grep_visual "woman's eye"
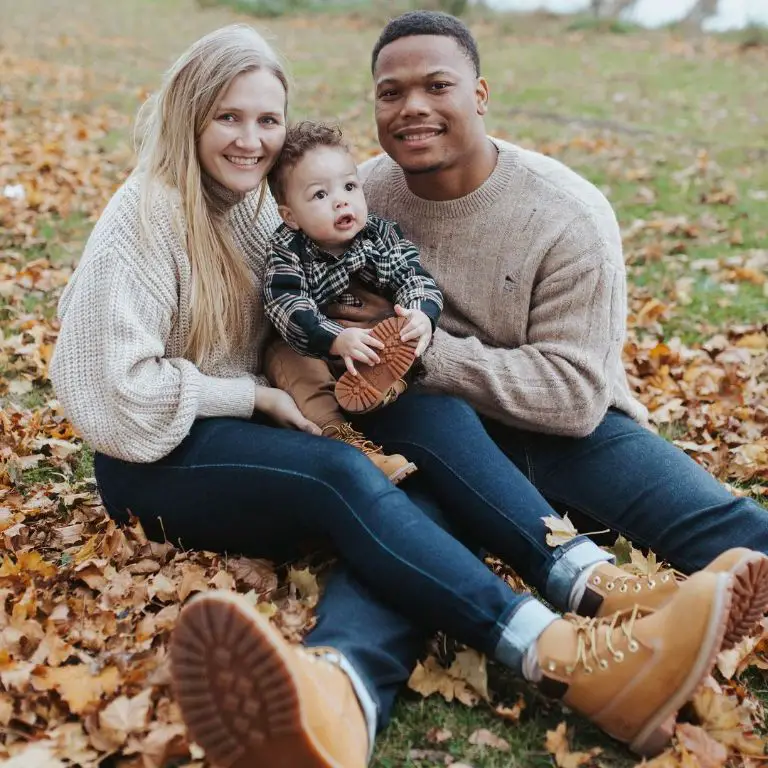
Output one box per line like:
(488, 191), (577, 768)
(218, 113), (236, 122)
(260, 116), (277, 125)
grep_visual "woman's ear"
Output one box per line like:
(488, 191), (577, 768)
(278, 204), (299, 230)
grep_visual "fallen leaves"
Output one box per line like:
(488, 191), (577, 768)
(546, 722), (602, 768)
(408, 649), (490, 707)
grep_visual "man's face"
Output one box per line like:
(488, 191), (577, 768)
(373, 35), (489, 176)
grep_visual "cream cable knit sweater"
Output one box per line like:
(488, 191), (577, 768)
(360, 138), (648, 437)
(50, 174), (281, 463)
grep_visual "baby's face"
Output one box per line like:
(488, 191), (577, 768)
(280, 146), (368, 255)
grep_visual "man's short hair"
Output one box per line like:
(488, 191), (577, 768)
(371, 10), (480, 77)
(268, 121), (348, 205)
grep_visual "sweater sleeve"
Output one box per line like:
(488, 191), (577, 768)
(421, 217), (627, 437)
(50, 251), (258, 463)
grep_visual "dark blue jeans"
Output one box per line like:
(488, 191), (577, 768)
(477, 408), (768, 574)
(94, 392), (608, 730)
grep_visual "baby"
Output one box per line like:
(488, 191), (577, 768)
(263, 121), (443, 484)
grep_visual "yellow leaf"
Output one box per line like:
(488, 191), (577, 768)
(288, 566), (320, 607)
(545, 722), (602, 768)
(542, 513), (579, 548)
(99, 688), (153, 742)
(675, 723), (727, 768)
(33, 664), (121, 715)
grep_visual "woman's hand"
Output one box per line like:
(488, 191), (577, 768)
(395, 305), (433, 357)
(330, 328), (385, 376)
(253, 387), (321, 435)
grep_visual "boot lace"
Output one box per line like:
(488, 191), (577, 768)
(599, 567), (679, 594)
(565, 605), (642, 674)
(324, 423), (383, 456)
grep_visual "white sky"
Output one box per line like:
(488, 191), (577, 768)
(482, 0), (768, 29)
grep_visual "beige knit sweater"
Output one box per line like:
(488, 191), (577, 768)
(360, 138), (648, 437)
(50, 173), (281, 463)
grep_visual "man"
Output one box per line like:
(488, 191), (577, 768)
(170, 13), (768, 768)
(346, 10), (768, 577)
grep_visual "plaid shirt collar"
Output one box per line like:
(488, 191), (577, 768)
(293, 216), (377, 266)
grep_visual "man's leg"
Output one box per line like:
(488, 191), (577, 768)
(484, 409), (768, 573)
(305, 479), (456, 741)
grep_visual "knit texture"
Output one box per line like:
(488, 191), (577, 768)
(360, 138), (648, 437)
(50, 173), (281, 462)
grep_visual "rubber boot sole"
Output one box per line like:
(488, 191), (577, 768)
(387, 461), (418, 485)
(721, 551), (768, 650)
(628, 571), (733, 756)
(170, 592), (344, 768)
(335, 316), (416, 413)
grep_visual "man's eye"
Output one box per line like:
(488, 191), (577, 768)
(378, 90), (398, 99)
(430, 82), (450, 91)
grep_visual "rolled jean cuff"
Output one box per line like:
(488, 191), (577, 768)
(545, 536), (613, 611)
(320, 649), (377, 763)
(493, 597), (558, 675)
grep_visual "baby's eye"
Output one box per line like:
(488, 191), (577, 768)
(313, 190), (327, 200)
(345, 182), (358, 192)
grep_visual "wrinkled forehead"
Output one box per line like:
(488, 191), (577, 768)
(374, 35), (473, 86)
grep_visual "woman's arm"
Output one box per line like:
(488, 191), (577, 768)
(51, 249), (259, 463)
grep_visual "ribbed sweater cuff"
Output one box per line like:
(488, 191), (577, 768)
(422, 329), (465, 389)
(196, 373), (258, 419)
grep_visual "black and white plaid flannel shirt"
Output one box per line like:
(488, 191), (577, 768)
(263, 213), (443, 358)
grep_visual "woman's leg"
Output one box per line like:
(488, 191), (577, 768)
(95, 416), (544, 660)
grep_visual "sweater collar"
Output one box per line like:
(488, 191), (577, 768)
(201, 171), (252, 213)
(386, 138), (519, 219)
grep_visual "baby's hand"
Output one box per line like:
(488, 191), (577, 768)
(330, 327), (385, 376)
(395, 305), (433, 357)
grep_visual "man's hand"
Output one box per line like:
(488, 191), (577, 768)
(253, 387), (322, 435)
(325, 282), (395, 328)
(330, 328), (385, 375)
(396, 305), (433, 356)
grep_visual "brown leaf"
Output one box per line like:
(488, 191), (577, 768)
(99, 687), (154, 743)
(545, 722), (602, 768)
(426, 726), (453, 744)
(494, 695), (526, 722)
(675, 723), (727, 768)
(468, 728), (510, 751)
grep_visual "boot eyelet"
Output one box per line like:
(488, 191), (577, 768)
(599, 660), (609, 670)
(565, 665), (574, 674)
(648, 580), (656, 589)
(548, 661), (557, 672)
(619, 584), (628, 593)
(614, 651), (624, 662)
(633, 584), (642, 592)
(661, 574), (670, 583)
(584, 666), (594, 674)
(606, 583), (615, 591)
(592, 576), (601, 585)
(628, 641), (639, 653)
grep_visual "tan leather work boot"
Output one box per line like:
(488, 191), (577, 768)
(335, 316), (416, 413)
(538, 570), (733, 757)
(322, 422), (417, 485)
(579, 548), (768, 649)
(171, 591), (368, 768)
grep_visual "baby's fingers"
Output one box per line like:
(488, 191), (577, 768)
(343, 355), (359, 376)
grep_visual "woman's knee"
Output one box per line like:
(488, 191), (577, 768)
(315, 438), (392, 496)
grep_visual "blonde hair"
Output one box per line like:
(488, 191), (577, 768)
(135, 25), (288, 365)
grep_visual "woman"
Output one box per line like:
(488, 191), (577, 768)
(50, 25), (768, 768)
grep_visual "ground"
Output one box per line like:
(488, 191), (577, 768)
(0, 0), (767, 766)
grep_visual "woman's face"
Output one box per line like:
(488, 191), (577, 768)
(198, 68), (287, 194)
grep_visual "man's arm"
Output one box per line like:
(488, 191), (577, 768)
(422, 220), (628, 438)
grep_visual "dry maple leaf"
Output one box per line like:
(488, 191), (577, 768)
(98, 687), (154, 744)
(494, 695), (526, 722)
(542, 513), (579, 547)
(32, 664), (121, 715)
(545, 722), (602, 768)
(675, 723), (728, 768)
(426, 726), (453, 744)
(468, 728), (510, 752)
(408, 652), (486, 708)
(288, 565), (320, 607)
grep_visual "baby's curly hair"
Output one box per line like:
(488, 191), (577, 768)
(268, 120), (349, 204)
